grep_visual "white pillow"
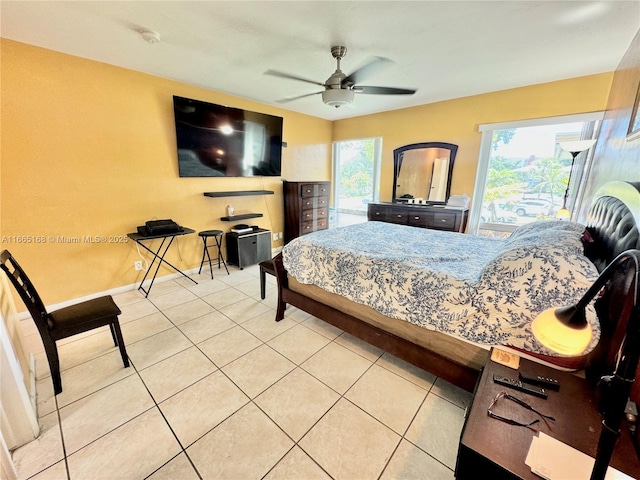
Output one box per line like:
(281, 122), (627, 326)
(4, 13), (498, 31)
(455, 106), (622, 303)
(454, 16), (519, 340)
(503, 221), (586, 255)
(509, 220), (586, 240)
(477, 244), (600, 354)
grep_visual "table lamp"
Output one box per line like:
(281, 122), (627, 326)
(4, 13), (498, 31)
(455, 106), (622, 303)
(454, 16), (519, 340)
(532, 249), (640, 480)
(556, 139), (597, 219)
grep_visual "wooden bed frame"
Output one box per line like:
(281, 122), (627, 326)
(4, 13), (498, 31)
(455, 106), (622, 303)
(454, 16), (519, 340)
(273, 181), (640, 392)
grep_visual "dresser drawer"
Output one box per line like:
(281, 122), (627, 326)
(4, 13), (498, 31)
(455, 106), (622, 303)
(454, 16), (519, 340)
(300, 183), (330, 198)
(387, 208), (408, 224)
(301, 207), (328, 222)
(316, 207), (329, 219)
(301, 218), (329, 235)
(368, 205), (387, 221)
(431, 212), (458, 230)
(301, 196), (329, 209)
(407, 212), (432, 228)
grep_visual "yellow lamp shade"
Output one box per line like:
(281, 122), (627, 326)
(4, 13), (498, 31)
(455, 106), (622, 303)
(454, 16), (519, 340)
(531, 307), (593, 355)
(556, 207), (571, 220)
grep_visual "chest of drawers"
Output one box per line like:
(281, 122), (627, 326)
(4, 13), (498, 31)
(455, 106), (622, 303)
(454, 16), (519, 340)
(283, 181), (331, 243)
(367, 202), (468, 233)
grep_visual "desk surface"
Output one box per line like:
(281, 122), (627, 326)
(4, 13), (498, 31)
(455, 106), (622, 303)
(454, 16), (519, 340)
(457, 351), (640, 479)
(127, 227), (195, 242)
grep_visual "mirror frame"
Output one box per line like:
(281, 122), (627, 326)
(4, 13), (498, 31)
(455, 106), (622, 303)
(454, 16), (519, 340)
(392, 142), (458, 205)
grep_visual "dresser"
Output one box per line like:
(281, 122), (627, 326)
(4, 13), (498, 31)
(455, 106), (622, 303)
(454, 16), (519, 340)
(283, 181), (330, 243)
(367, 202), (468, 233)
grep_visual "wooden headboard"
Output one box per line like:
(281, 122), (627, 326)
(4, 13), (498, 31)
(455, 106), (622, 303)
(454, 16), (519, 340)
(583, 181), (640, 392)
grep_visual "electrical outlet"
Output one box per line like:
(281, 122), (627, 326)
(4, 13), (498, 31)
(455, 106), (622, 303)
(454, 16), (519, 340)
(272, 233), (278, 241)
(134, 261), (143, 271)
(278, 232), (283, 239)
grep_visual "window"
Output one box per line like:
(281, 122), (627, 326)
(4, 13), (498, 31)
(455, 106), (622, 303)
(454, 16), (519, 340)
(332, 138), (382, 227)
(469, 113), (603, 237)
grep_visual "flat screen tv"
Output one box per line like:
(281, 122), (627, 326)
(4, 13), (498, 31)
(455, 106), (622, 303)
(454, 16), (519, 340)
(172, 95), (283, 177)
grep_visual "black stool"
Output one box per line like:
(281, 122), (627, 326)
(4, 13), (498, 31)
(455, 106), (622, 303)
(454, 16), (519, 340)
(198, 230), (229, 278)
(259, 259), (275, 299)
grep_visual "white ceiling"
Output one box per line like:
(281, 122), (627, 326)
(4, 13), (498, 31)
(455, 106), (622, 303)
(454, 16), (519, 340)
(1, 1), (639, 121)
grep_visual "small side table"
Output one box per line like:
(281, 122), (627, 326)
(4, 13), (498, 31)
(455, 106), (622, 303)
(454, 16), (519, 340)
(127, 227), (197, 297)
(455, 348), (640, 479)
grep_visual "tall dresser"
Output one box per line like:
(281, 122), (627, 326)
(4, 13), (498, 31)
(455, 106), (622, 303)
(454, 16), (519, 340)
(283, 180), (330, 243)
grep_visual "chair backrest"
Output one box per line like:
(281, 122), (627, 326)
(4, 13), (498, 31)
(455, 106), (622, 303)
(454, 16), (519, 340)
(0, 250), (53, 334)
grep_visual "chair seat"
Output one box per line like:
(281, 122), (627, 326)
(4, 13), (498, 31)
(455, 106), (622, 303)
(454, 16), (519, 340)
(49, 296), (121, 339)
(199, 229), (223, 237)
(259, 259), (275, 275)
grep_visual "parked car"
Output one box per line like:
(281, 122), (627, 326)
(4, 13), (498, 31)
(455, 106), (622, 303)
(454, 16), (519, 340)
(514, 199), (553, 217)
(480, 206), (519, 223)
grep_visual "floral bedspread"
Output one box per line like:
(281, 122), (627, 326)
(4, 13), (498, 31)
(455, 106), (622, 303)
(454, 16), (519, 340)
(282, 221), (600, 355)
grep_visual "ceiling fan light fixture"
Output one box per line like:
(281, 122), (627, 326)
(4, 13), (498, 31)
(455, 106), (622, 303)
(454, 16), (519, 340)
(322, 88), (354, 108)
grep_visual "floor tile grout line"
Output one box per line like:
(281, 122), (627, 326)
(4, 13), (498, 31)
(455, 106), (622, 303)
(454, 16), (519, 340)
(24, 269), (466, 479)
(245, 369), (340, 480)
(132, 359), (205, 480)
(26, 395), (72, 480)
(278, 334), (463, 477)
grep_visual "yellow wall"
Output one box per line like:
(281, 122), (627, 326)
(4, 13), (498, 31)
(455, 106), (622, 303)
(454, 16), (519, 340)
(1, 39), (615, 306)
(333, 74), (614, 202)
(1, 39), (332, 303)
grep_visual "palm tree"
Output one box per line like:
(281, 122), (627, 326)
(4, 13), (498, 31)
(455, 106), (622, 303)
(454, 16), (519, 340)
(528, 157), (567, 208)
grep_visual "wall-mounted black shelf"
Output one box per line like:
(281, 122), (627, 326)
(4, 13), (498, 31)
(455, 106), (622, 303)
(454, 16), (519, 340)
(221, 213), (263, 221)
(204, 190), (274, 198)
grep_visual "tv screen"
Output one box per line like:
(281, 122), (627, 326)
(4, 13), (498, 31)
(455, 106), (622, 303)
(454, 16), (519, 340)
(172, 96), (283, 177)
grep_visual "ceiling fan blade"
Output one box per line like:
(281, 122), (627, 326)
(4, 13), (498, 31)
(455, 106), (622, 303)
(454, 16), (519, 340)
(355, 86), (417, 95)
(275, 91), (323, 104)
(264, 70), (325, 87)
(342, 56), (392, 86)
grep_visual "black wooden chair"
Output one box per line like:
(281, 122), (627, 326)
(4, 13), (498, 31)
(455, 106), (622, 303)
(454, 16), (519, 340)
(0, 250), (130, 395)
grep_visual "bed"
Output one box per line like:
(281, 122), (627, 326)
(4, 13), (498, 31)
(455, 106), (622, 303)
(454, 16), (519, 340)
(273, 181), (640, 392)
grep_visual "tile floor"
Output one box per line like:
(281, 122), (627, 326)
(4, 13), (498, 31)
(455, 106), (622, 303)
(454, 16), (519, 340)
(11, 263), (472, 480)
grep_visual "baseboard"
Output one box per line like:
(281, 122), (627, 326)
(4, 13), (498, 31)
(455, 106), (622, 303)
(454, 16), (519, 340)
(16, 266), (203, 322)
(16, 251), (280, 324)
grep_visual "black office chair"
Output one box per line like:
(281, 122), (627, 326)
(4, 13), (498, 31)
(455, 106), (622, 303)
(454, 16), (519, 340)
(0, 250), (130, 395)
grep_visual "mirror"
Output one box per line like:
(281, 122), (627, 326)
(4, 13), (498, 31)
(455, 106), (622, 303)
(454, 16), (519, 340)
(392, 142), (458, 205)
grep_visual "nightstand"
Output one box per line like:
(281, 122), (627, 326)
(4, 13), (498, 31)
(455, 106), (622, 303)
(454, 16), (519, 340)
(455, 348), (640, 479)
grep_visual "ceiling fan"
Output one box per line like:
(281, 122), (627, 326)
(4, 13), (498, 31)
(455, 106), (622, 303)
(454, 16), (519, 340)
(265, 46), (417, 108)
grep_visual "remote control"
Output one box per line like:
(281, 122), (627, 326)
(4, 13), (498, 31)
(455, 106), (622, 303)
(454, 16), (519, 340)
(519, 372), (560, 391)
(493, 374), (548, 398)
